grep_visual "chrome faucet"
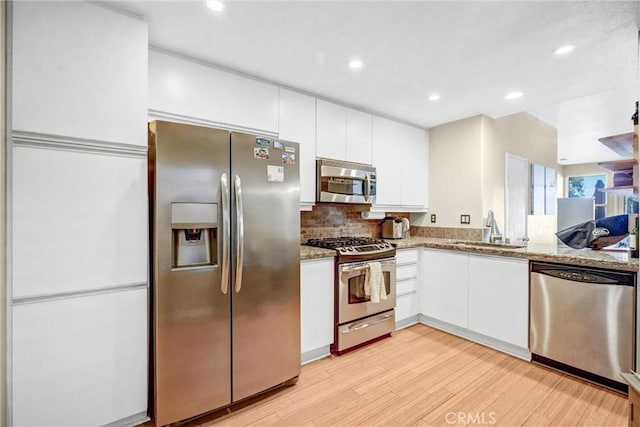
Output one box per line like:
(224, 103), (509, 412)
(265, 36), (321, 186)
(484, 209), (503, 244)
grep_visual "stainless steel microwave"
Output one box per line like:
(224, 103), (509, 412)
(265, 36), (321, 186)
(316, 158), (376, 204)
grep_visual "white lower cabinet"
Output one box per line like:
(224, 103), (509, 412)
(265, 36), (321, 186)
(468, 255), (529, 348)
(300, 258), (334, 361)
(395, 249), (420, 326)
(421, 248), (530, 359)
(421, 249), (469, 328)
(12, 288), (148, 426)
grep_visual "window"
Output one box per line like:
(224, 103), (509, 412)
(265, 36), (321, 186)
(567, 174), (607, 219)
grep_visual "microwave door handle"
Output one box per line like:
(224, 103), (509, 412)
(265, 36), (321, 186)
(365, 174), (371, 202)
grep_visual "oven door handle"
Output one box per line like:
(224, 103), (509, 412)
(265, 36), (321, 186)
(341, 313), (393, 334)
(340, 260), (395, 273)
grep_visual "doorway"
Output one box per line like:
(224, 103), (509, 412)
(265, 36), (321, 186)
(505, 153), (528, 244)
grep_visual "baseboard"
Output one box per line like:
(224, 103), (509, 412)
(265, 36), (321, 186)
(418, 314), (531, 361)
(101, 411), (149, 427)
(395, 315), (420, 331)
(301, 346), (330, 364)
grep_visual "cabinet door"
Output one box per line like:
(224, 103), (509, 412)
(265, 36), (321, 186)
(316, 100), (346, 160)
(12, 147), (148, 298)
(148, 49), (223, 124)
(372, 116), (402, 206)
(12, 289), (148, 426)
(221, 73), (279, 134)
(300, 259), (334, 354)
(422, 249), (469, 328)
(346, 108), (372, 164)
(279, 89), (317, 205)
(468, 255), (529, 348)
(400, 125), (428, 208)
(12, 1), (148, 145)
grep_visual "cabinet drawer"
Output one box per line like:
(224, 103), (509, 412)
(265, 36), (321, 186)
(397, 278), (417, 296)
(397, 264), (417, 281)
(396, 249), (418, 264)
(396, 293), (419, 322)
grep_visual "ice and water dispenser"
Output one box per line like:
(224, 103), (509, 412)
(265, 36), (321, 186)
(171, 203), (217, 268)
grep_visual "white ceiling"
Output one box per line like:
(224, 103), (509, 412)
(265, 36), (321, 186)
(110, 0), (639, 165)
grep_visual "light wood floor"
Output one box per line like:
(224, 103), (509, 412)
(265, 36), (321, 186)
(173, 324), (628, 426)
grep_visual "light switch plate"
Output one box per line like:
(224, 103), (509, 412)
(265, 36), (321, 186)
(460, 214), (471, 224)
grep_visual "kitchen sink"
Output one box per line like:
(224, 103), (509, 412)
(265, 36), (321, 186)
(448, 240), (527, 250)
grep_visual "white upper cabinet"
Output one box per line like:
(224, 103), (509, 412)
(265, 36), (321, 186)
(346, 108), (373, 164)
(149, 50), (278, 134)
(148, 49), (223, 124)
(220, 72), (279, 134)
(372, 116), (428, 210)
(401, 125), (429, 207)
(279, 89), (317, 205)
(316, 100), (347, 160)
(372, 116), (403, 206)
(12, 1), (148, 145)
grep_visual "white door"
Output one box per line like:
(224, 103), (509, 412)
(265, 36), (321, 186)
(505, 153), (528, 244)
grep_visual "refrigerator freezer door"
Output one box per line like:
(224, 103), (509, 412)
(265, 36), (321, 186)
(230, 133), (301, 401)
(150, 121), (232, 426)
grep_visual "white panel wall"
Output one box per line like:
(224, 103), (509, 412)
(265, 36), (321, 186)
(12, 289), (148, 426)
(12, 1), (148, 145)
(12, 147), (148, 298)
(10, 3), (149, 426)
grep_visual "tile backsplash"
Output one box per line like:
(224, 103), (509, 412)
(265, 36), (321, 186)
(300, 205), (483, 243)
(411, 226), (483, 241)
(300, 204), (408, 242)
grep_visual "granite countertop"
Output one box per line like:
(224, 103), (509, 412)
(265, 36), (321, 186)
(300, 236), (639, 272)
(300, 245), (335, 260)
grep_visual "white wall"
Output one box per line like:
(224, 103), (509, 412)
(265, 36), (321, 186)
(423, 112), (560, 232)
(424, 115), (483, 227)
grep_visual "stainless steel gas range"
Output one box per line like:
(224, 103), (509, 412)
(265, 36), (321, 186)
(306, 237), (397, 354)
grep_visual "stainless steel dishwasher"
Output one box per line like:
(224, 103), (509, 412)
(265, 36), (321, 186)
(530, 262), (636, 392)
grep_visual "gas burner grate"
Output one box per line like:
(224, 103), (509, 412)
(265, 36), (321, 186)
(306, 236), (386, 249)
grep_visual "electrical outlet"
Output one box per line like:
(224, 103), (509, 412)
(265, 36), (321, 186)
(460, 214), (471, 224)
(430, 214), (436, 223)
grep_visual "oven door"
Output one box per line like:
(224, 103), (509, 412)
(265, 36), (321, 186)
(338, 257), (396, 324)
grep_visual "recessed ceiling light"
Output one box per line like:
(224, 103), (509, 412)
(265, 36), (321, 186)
(428, 94), (441, 102)
(554, 44), (576, 56)
(348, 59), (363, 70)
(505, 91), (524, 100)
(205, 0), (225, 11)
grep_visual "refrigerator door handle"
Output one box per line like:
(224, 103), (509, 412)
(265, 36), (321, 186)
(220, 173), (230, 294)
(234, 174), (244, 293)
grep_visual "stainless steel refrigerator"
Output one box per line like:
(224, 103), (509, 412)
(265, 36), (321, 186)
(148, 121), (301, 426)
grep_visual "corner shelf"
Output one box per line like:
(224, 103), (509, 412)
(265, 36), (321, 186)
(598, 185), (635, 195)
(599, 132), (635, 158)
(598, 159), (637, 171)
